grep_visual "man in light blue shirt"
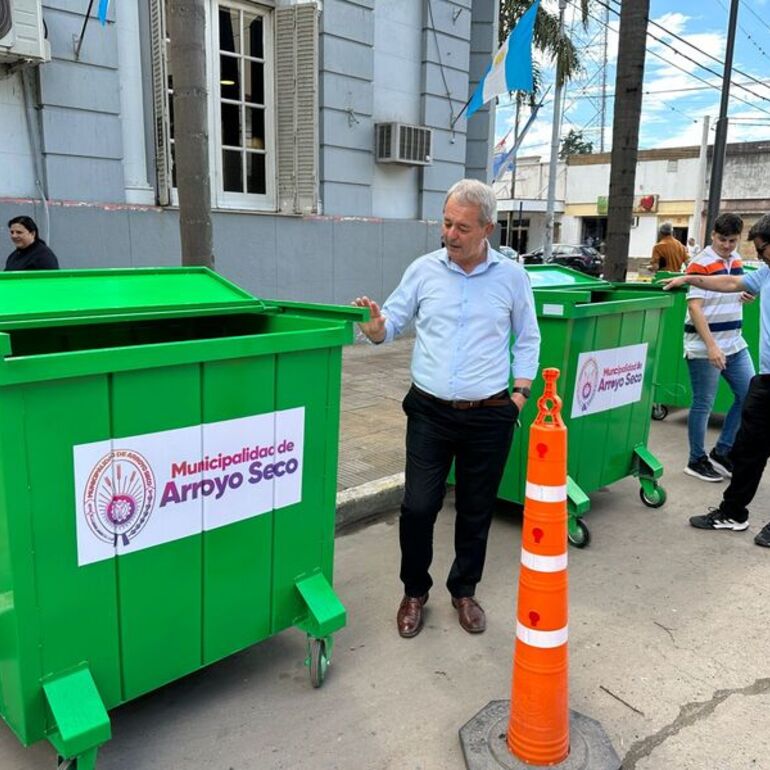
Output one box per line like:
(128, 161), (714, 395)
(663, 213), (770, 545)
(354, 179), (540, 638)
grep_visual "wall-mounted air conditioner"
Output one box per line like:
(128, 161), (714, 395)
(0, 0), (50, 64)
(375, 122), (432, 166)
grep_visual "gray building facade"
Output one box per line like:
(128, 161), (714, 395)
(0, 0), (500, 303)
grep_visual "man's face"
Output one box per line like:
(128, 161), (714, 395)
(753, 236), (770, 267)
(710, 231), (740, 259)
(442, 197), (494, 266)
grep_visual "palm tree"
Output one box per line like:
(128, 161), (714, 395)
(167, 0), (214, 268)
(603, 1), (649, 282)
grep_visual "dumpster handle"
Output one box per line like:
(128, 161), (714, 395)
(534, 367), (565, 428)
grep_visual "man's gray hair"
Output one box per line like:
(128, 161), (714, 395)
(444, 179), (497, 225)
(748, 214), (770, 242)
(659, 222), (673, 236)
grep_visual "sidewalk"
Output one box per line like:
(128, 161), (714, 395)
(335, 335), (413, 527)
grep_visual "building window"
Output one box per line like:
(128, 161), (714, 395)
(667, 159), (678, 173)
(151, 0), (318, 213)
(216, 3), (273, 204)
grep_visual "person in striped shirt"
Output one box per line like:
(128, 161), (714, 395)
(662, 214), (770, 544)
(681, 213), (755, 482)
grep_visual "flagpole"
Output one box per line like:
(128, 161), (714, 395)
(506, 99), (520, 248)
(543, 0), (567, 264)
(450, 96), (473, 131)
(75, 0), (97, 59)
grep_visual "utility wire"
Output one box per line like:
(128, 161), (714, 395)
(645, 45), (770, 118)
(611, 0), (770, 87)
(713, 0), (770, 63)
(742, 0), (770, 36)
(597, 0), (770, 103)
(576, 0), (770, 118)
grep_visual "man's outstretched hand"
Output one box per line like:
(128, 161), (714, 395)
(660, 275), (687, 290)
(353, 296), (386, 343)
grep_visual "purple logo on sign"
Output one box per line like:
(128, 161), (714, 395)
(84, 449), (156, 546)
(576, 357), (599, 412)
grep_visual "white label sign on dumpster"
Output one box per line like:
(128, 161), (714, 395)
(73, 407), (305, 566)
(571, 344), (647, 418)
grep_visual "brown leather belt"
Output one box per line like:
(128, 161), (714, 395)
(411, 384), (511, 410)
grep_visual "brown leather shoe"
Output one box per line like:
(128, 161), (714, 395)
(452, 596), (486, 633)
(397, 593), (429, 638)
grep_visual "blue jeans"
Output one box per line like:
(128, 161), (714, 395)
(687, 347), (755, 463)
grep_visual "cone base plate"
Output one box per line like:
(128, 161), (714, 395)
(459, 700), (620, 770)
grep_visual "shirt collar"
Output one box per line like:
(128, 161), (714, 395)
(440, 240), (501, 274)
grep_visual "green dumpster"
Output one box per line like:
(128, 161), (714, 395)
(496, 265), (673, 547)
(614, 270), (761, 420)
(0, 268), (365, 768)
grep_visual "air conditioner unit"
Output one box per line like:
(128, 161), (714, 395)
(0, 0), (50, 64)
(375, 122), (432, 166)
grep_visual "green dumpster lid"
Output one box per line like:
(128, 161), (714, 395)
(0, 267), (264, 325)
(525, 264), (610, 289)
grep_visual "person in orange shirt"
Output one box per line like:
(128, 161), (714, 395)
(649, 222), (687, 273)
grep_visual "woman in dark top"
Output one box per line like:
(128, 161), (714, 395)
(5, 216), (59, 271)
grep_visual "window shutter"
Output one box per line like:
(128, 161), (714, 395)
(275, 4), (318, 214)
(149, 0), (172, 206)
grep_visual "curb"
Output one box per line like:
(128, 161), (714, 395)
(335, 472), (404, 531)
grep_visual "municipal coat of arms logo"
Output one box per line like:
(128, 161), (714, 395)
(576, 356), (600, 413)
(83, 449), (156, 546)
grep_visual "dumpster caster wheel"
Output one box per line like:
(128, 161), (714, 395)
(640, 485), (666, 508)
(568, 519), (591, 548)
(57, 757), (76, 769)
(651, 404), (668, 421)
(308, 638), (329, 688)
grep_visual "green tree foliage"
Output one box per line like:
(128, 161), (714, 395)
(559, 128), (594, 159)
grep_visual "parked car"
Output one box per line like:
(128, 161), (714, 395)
(521, 244), (604, 277)
(498, 245), (520, 262)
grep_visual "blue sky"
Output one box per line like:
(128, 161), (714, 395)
(494, 0), (770, 159)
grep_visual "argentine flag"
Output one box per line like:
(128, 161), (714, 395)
(98, 0), (110, 25)
(466, 0), (540, 119)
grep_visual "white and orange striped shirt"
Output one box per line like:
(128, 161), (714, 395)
(684, 246), (747, 358)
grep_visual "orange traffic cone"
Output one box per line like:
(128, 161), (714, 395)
(508, 367), (570, 765)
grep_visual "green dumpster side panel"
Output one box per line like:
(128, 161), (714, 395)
(112, 364), (204, 701)
(497, 282), (670, 505)
(0, 389), (44, 746)
(20, 378), (123, 731)
(271, 347), (341, 634)
(200, 357), (274, 665)
(619, 274), (762, 413)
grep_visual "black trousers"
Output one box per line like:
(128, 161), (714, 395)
(399, 386), (517, 599)
(721, 374), (770, 521)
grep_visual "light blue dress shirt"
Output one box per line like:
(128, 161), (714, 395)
(380, 245), (541, 400)
(742, 264), (770, 373)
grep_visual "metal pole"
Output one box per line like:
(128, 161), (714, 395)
(599, 2), (609, 153)
(705, 0), (739, 238)
(543, 0), (567, 263)
(693, 115), (710, 247)
(507, 100), (521, 247)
